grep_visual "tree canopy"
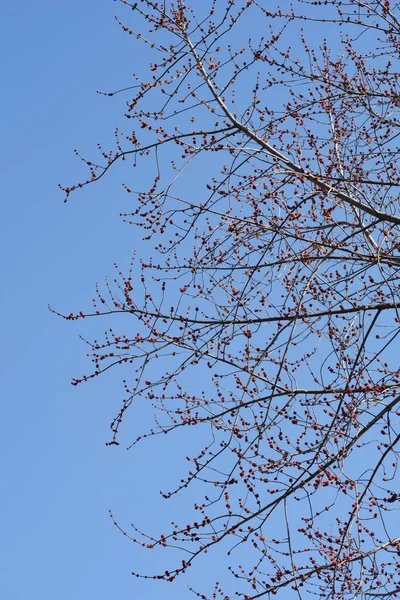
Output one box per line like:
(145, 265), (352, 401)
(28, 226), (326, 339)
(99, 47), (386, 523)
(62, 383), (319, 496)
(60, 1), (400, 598)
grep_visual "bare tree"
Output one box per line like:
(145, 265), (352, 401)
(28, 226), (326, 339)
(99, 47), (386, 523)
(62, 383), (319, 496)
(58, 1), (400, 598)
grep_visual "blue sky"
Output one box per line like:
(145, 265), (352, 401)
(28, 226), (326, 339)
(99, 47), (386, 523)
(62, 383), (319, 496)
(0, 2), (203, 598)
(3, 2), (396, 599)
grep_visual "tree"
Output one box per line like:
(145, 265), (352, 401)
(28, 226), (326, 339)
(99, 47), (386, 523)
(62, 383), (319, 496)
(58, 1), (400, 598)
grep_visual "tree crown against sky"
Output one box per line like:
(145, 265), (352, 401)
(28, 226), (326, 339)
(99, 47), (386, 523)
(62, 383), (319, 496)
(59, 1), (400, 598)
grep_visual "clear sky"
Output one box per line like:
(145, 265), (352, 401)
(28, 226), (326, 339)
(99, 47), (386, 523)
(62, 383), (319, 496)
(3, 2), (394, 599)
(1, 2), (205, 598)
